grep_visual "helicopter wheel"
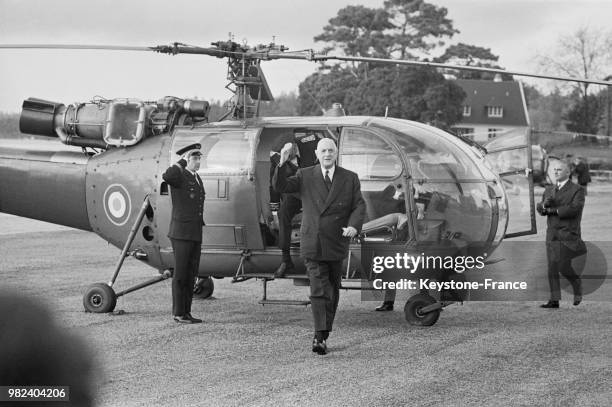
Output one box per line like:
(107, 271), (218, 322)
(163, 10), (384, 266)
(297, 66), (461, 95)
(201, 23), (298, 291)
(193, 277), (214, 299)
(83, 283), (117, 313)
(404, 294), (440, 326)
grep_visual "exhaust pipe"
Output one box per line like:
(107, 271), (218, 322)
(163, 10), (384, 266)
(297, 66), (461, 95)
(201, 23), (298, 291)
(20, 98), (109, 149)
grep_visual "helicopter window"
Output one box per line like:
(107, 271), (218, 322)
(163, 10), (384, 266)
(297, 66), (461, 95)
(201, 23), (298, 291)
(173, 130), (255, 175)
(372, 119), (483, 181)
(414, 181), (493, 245)
(339, 128), (402, 180)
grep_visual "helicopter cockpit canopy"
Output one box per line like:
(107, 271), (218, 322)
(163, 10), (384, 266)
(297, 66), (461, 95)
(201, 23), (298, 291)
(347, 118), (509, 255)
(161, 116), (533, 259)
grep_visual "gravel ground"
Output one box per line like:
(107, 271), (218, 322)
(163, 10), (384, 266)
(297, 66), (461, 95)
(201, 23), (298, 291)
(1, 183), (611, 406)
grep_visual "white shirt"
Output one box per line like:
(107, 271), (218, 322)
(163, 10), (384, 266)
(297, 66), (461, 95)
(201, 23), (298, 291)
(557, 179), (569, 189)
(320, 165), (335, 181)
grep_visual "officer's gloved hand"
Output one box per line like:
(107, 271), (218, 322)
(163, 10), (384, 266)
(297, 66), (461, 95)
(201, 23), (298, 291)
(536, 202), (547, 216)
(543, 197), (554, 208)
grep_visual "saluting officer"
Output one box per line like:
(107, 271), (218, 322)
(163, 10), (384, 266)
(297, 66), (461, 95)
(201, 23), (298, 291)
(162, 143), (205, 324)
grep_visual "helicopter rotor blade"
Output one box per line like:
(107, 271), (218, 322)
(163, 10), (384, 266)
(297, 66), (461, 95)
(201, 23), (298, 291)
(263, 49), (612, 87)
(0, 44), (153, 52)
(0, 43), (243, 57)
(313, 54), (612, 87)
(3, 42), (611, 87)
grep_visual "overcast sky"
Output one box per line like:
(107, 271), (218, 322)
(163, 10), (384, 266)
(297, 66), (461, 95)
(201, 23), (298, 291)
(1, 0), (611, 112)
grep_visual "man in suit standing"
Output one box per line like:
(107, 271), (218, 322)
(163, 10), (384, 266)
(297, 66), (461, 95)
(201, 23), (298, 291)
(275, 138), (365, 355)
(163, 143), (205, 324)
(537, 159), (585, 308)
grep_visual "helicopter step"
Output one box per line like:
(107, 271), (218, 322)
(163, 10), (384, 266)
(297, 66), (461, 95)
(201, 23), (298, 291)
(258, 278), (310, 306)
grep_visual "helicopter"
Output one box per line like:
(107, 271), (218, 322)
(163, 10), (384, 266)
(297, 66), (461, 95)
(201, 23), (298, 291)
(1, 39), (609, 326)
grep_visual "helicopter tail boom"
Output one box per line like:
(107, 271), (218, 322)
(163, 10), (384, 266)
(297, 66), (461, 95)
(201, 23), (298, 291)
(0, 146), (92, 231)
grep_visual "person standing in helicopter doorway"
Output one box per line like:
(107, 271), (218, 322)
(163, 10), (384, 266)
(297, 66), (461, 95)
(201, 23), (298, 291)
(163, 143), (205, 324)
(269, 130), (323, 277)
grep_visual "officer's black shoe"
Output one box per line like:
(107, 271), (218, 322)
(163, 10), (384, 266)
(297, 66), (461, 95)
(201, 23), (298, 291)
(540, 300), (559, 309)
(312, 338), (327, 355)
(274, 261), (294, 278)
(173, 315), (194, 324)
(185, 313), (203, 323)
(573, 295), (582, 306)
(375, 301), (394, 311)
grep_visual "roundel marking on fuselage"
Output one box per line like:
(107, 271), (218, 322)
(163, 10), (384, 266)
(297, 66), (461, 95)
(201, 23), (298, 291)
(103, 184), (132, 226)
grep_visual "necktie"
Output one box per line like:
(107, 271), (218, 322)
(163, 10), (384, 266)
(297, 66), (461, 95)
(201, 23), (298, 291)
(324, 170), (332, 191)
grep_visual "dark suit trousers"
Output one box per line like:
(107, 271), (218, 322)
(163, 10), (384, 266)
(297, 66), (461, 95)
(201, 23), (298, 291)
(546, 241), (582, 301)
(305, 259), (342, 333)
(278, 194), (301, 258)
(171, 238), (201, 316)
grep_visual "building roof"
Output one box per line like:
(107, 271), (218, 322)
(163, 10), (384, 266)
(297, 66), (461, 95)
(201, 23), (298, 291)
(453, 79), (529, 127)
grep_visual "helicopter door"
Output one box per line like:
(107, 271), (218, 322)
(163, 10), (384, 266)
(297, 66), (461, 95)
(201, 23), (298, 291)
(162, 127), (263, 250)
(484, 129), (536, 238)
(338, 126), (410, 284)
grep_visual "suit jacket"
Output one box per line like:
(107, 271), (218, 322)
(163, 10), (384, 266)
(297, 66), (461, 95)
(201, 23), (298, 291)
(162, 159), (205, 242)
(539, 180), (585, 252)
(275, 163), (366, 261)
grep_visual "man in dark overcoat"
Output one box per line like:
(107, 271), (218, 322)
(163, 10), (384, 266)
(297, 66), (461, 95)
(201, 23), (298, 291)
(275, 138), (365, 354)
(537, 159), (585, 308)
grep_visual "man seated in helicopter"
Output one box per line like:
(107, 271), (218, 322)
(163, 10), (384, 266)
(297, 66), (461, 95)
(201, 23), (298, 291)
(371, 183), (430, 311)
(360, 183), (407, 241)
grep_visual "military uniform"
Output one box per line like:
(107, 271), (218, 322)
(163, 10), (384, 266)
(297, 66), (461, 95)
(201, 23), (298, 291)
(162, 157), (205, 318)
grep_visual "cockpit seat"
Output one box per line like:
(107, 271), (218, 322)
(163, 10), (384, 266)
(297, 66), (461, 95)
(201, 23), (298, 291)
(361, 213), (408, 241)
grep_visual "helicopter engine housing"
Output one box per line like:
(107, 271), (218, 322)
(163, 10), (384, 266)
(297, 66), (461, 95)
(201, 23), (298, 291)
(18, 96), (210, 149)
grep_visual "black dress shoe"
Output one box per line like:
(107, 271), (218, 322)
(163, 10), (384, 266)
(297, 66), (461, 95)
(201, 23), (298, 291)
(312, 338), (327, 355)
(375, 301), (394, 311)
(573, 295), (582, 306)
(173, 315), (194, 324)
(274, 261), (294, 278)
(540, 301), (559, 309)
(185, 313), (203, 323)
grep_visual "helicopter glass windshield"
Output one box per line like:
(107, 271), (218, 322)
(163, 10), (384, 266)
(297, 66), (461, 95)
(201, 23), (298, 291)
(372, 119), (484, 181)
(340, 127), (402, 180)
(368, 119), (501, 252)
(483, 130), (530, 174)
(173, 129), (256, 175)
(339, 127), (409, 242)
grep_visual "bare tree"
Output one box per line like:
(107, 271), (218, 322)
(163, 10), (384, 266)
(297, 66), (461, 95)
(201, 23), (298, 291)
(538, 26), (612, 132)
(539, 26), (612, 96)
